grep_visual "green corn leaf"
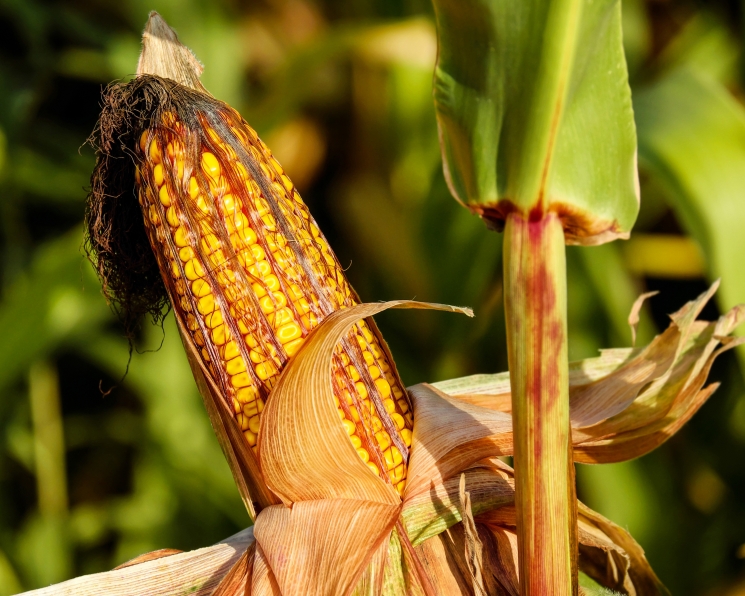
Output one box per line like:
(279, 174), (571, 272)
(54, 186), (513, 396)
(431, 0), (639, 245)
(634, 67), (745, 360)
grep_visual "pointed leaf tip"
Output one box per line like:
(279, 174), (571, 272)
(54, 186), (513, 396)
(136, 11), (208, 94)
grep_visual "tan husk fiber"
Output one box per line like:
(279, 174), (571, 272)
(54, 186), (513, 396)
(259, 300), (472, 506)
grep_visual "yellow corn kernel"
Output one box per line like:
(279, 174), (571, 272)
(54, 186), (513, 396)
(148, 205), (160, 225)
(382, 399), (396, 414)
(346, 365), (360, 382)
(375, 430), (391, 452)
(243, 430), (257, 447)
(226, 357), (246, 376)
(375, 378), (392, 399)
(202, 152), (220, 179)
(264, 274), (281, 293)
(396, 481), (406, 496)
(277, 322), (302, 344)
(192, 279), (212, 298)
(211, 325), (230, 346)
(369, 366), (381, 380)
(159, 185), (172, 207)
(184, 259), (205, 281)
(354, 381), (369, 400)
(236, 386), (258, 403)
(222, 194), (239, 214)
(342, 419), (355, 435)
(153, 164), (165, 186)
(400, 428), (412, 447)
(284, 337), (304, 356)
(205, 310), (223, 328)
(231, 372), (252, 389)
(243, 400), (260, 417)
(200, 234), (221, 255)
(174, 226), (189, 247)
(188, 176), (200, 199)
(391, 413), (405, 431)
(197, 294), (216, 315)
(350, 435), (362, 449)
(356, 448), (370, 463)
(301, 312), (318, 329)
(255, 361), (277, 380)
(179, 246), (195, 262)
(367, 462), (380, 476)
(139, 131), (149, 153)
(248, 415), (260, 434)
(165, 206), (179, 227)
(389, 445), (403, 466)
(149, 139), (162, 163)
(226, 213), (251, 234)
(259, 292), (287, 314)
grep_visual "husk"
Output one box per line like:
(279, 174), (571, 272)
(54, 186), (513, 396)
(253, 499), (400, 596)
(627, 291), (658, 346)
(15, 528), (254, 596)
(425, 283), (744, 464)
(259, 300), (472, 506)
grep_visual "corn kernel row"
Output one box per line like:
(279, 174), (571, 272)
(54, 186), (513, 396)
(136, 109), (413, 494)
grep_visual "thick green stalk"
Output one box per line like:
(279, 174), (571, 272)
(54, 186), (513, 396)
(503, 211), (576, 595)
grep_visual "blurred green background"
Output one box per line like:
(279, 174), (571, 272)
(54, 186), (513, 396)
(0, 0), (744, 593)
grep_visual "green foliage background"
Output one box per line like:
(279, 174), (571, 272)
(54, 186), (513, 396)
(0, 0), (743, 594)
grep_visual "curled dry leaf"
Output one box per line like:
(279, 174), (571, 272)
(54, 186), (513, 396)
(428, 283), (744, 464)
(628, 291), (658, 346)
(259, 300), (471, 506)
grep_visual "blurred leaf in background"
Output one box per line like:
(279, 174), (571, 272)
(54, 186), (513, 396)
(0, 0), (744, 594)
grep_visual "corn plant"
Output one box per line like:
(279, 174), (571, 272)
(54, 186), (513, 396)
(22, 5), (742, 596)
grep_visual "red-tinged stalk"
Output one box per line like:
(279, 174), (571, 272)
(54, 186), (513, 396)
(503, 211), (576, 595)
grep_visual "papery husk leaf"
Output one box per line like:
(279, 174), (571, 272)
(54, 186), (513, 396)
(137, 12), (208, 94)
(252, 499), (400, 596)
(577, 503), (669, 596)
(17, 528), (254, 596)
(178, 318), (279, 519)
(351, 533), (389, 596)
(402, 463), (514, 546)
(487, 527), (520, 596)
(477, 498), (667, 596)
(251, 545), (281, 596)
(404, 384), (512, 499)
(414, 533), (473, 595)
(628, 291), (658, 346)
(421, 285), (744, 464)
(458, 474), (487, 595)
(381, 530), (407, 595)
(259, 301), (472, 506)
(210, 544), (252, 596)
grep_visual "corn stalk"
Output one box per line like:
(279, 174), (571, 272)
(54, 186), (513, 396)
(431, 0), (639, 591)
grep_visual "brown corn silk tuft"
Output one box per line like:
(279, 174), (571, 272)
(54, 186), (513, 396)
(86, 75), (413, 494)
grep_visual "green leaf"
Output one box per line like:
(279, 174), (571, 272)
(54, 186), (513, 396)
(431, 0), (638, 244)
(634, 68), (745, 354)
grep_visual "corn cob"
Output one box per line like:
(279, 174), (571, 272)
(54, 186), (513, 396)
(134, 103), (412, 494)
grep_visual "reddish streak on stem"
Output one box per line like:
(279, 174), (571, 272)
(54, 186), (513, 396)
(504, 211), (575, 595)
